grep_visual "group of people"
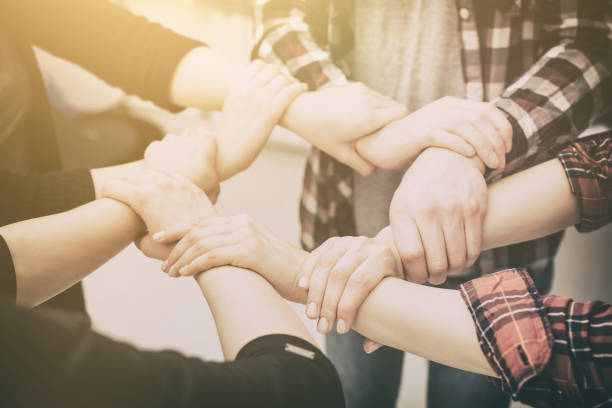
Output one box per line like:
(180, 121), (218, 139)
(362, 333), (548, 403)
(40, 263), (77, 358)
(0, 0), (611, 407)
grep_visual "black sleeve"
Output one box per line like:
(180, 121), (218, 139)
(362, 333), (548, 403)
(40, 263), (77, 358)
(0, 169), (95, 226)
(0, 235), (15, 301)
(0, 301), (345, 408)
(3, 0), (205, 111)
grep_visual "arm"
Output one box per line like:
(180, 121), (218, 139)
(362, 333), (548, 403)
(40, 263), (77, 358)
(491, 1), (612, 179)
(0, 199), (143, 307)
(154, 148), (585, 377)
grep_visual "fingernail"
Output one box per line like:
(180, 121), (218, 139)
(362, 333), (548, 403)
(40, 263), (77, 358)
(337, 319), (347, 334)
(161, 260), (168, 271)
(365, 343), (382, 354)
(488, 152), (500, 168)
(317, 317), (329, 333)
(306, 302), (317, 318)
(298, 276), (309, 288)
(169, 265), (177, 277)
(152, 231), (165, 241)
(179, 265), (189, 276)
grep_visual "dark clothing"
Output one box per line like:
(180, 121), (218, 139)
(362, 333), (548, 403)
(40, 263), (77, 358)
(0, 235), (15, 301)
(0, 0), (204, 312)
(0, 0), (202, 172)
(0, 299), (345, 408)
(0, 169), (94, 227)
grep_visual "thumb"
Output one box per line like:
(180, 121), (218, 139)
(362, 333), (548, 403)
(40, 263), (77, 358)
(337, 146), (375, 176)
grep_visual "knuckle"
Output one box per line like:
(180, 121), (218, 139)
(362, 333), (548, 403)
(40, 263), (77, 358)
(448, 254), (466, 270)
(401, 248), (425, 264)
(428, 260), (448, 277)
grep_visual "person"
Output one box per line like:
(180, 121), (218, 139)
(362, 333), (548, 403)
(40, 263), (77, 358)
(252, 1), (612, 406)
(0, 168), (344, 408)
(138, 131), (612, 406)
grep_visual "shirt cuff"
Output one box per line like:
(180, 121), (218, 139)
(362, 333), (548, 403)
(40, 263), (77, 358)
(459, 268), (553, 398)
(557, 133), (612, 232)
(0, 234), (16, 302)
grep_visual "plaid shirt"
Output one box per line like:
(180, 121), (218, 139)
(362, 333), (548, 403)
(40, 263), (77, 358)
(460, 134), (612, 407)
(253, 0), (612, 284)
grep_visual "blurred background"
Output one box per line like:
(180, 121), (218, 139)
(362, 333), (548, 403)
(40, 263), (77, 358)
(33, 1), (612, 407)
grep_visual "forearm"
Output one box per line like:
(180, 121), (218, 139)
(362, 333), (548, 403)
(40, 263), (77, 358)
(1, 199), (144, 306)
(482, 158), (578, 250)
(169, 46), (241, 111)
(194, 266), (316, 360)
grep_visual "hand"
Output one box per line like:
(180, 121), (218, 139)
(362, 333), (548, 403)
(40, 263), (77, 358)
(216, 60), (307, 180)
(152, 214), (306, 301)
(101, 169), (214, 237)
(357, 97), (512, 170)
(389, 148), (488, 285)
(297, 233), (402, 335)
(144, 130), (220, 202)
(281, 82), (408, 175)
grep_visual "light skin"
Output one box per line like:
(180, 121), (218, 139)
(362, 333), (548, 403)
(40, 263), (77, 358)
(134, 157), (578, 376)
(3, 60), (307, 306)
(169, 48), (512, 177)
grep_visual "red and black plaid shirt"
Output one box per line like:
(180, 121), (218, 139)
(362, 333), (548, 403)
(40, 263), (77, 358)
(460, 133), (612, 407)
(253, 0), (612, 286)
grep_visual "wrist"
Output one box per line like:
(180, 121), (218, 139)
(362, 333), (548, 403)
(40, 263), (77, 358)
(421, 147), (486, 174)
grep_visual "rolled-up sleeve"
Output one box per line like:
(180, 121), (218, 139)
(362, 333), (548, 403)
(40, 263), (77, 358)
(460, 269), (612, 407)
(557, 133), (612, 232)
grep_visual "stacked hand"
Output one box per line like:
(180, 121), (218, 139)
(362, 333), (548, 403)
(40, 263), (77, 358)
(152, 214), (306, 302)
(144, 130), (220, 202)
(216, 60), (307, 180)
(390, 147), (488, 285)
(102, 169), (216, 259)
(281, 82), (408, 175)
(356, 96), (513, 171)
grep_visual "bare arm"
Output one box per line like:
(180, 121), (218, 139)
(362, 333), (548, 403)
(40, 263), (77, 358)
(102, 171), (320, 360)
(1, 199), (143, 307)
(157, 156), (580, 376)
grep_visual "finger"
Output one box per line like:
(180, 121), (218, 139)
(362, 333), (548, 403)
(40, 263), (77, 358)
(251, 64), (282, 88)
(262, 74), (293, 97)
(371, 105), (409, 130)
(363, 339), (383, 354)
(121, 171), (154, 187)
(441, 211), (467, 276)
(169, 232), (242, 277)
(390, 215), (427, 283)
(179, 245), (244, 277)
(429, 130), (476, 157)
(165, 223), (239, 272)
(416, 219), (448, 285)
(336, 257), (381, 331)
(448, 121), (500, 170)
(466, 112), (506, 169)
(297, 251), (320, 290)
(463, 197), (483, 267)
(483, 105), (513, 153)
(271, 82), (308, 113)
(319, 249), (366, 334)
(306, 241), (348, 321)
(337, 146), (375, 177)
(246, 60), (267, 79)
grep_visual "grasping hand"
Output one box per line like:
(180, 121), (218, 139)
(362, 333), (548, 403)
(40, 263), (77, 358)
(216, 60), (307, 180)
(389, 147), (488, 285)
(152, 214), (305, 301)
(297, 232), (402, 335)
(281, 82), (408, 175)
(101, 169), (215, 259)
(144, 130), (220, 202)
(357, 96), (512, 171)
